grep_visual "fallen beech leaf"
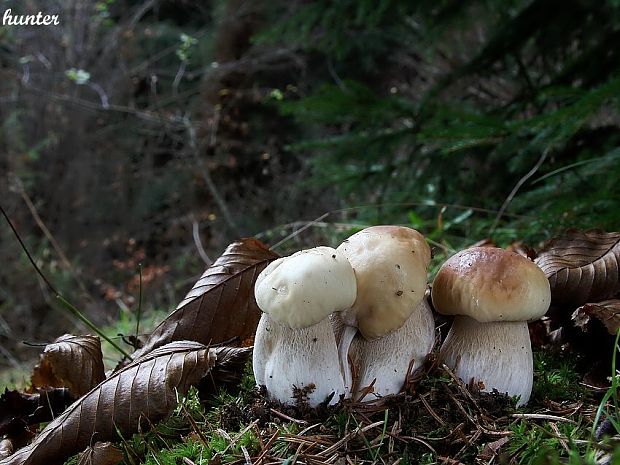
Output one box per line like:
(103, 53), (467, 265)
(572, 300), (620, 335)
(132, 238), (277, 359)
(468, 238), (496, 248)
(0, 388), (74, 437)
(477, 436), (509, 462)
(77, 442), (123, 465)
(0, 341), (251, 465)
(505, 241), (536, 260)
(535, 229), (620, 306)
(31, 334), (105, 397)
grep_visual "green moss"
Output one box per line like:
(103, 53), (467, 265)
(531, 350), (585, 403)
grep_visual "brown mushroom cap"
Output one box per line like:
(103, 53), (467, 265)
(336, 225), (431, 339)
(431, 247), (550, 323)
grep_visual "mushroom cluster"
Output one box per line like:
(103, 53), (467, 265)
(252, 229), (551, 407)
(253, 226), (433, 406)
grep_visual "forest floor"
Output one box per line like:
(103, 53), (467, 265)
(82, 346), (617, 465)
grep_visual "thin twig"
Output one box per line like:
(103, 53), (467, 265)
(269, 408), (308, 425)
(419, 394), (446, 426)
(317, 420), (385, 457)
(511, 413), (577, 424)
(192, 219), (212, 266)
(0, 203), (132, 359)
(489, 149), (549, 235)
(269, 212), (330, 250)
(10, 174), (94, 302)
(184, 116), (241, 237)
(0, 344), (22, 371)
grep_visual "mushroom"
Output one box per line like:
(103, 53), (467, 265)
(334, 225), (435, 401)
(253, 246), (357, 406)
(431, 247), (551, 406)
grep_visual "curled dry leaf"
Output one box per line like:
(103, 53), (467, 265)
(572, 300), (620, 335)
(0, 388), (74, 437)
(477, 436), (510, 462)
(31, 334), (105, 397)
(0, 341), (251, 465)
(77, 442), (123, 465)
(131, 238), (278, 360)
(505, 241), (537, 260)
(534, 229), (620, 307)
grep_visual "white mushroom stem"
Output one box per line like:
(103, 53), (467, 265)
(349, 299), (435, 401)
(334, 322), (357, 395)
(440, 315), (533, 406)
(253, 314), (345, 407)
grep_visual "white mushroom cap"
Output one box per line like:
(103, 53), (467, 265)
(337, 226), (431, 339)
(432, 247), (551, 323)
(254, 246), (357, 329)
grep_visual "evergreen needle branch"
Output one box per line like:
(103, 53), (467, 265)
(0, 202), (132, 360)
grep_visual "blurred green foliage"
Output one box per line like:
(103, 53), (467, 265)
(261, 0), (620, 247)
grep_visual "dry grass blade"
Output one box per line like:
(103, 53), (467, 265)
(31, 334), (105, 397)
(132, 238), (278, 360)
(0, 341), (248, 465)
(535, 229), (620, 306)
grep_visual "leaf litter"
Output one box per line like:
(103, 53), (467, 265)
(0, 342), (251, 465)
(30, 334), (105, 398)
(4, 231), (620, 464)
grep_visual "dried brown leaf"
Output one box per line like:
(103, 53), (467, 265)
(477, 436), (509, 462)
(468, 238), (496, 248)
(572, 300), (620, 335)
(0, 388), (74, 437)
(77, 442), (123, 465)
(0, 341), (251, 465)
(534, 229), (620, 306)
(132, 238), (277, 359)
(505, 241), (537, 260)
(31, 334), (105, 397)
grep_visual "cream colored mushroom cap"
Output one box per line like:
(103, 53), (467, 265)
(254, 246), (357, 329)
(336, 225), (431, 340)
(431, 247), (550, 323)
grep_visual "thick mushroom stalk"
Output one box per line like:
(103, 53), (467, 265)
(348, 298), (435, 401)
(432, 247), (551, 407)
(335, 226), (435, 401)
(440, 316), (533, 405)
(254, 316), (346, 406)
(253, 246), (357, 406)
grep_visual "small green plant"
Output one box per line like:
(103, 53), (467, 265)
(508, 421), (588, 465)
(532, 350), (584, 403)
(176, 33), (198, 63)
(592, 328), (620, 436)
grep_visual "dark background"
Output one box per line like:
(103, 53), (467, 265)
(1, 0), (619, 379)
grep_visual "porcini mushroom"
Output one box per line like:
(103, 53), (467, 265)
(253, 246), (357, 406)
(431, 247), (551, 406)
(334, 226), (435, 401)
